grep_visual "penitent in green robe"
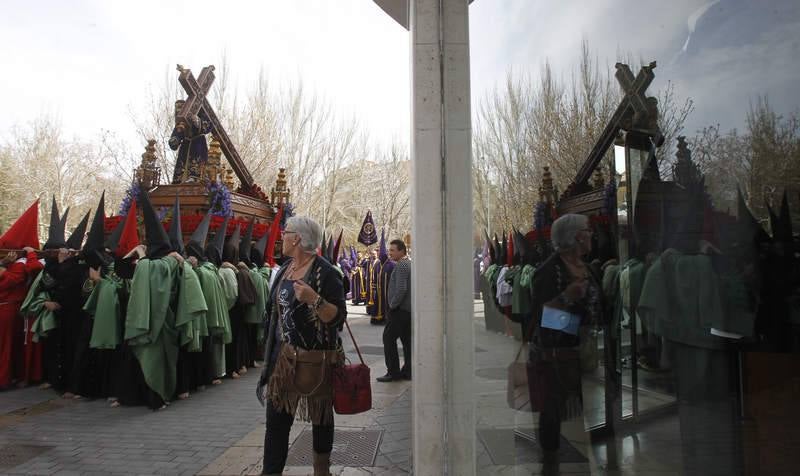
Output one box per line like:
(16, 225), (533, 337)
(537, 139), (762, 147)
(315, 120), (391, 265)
(194, 261), (232, 377)
(245, 266), (267, 326)
(21, 272), (57, 342)
(84, 269), (126, 350)
(176, 260), (209, 352)
(125, 257), (207, 401)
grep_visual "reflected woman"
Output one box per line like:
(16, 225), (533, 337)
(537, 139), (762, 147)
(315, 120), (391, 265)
(528, 214), (605, 464)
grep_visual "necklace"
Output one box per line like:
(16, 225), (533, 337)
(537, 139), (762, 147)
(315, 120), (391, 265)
(287, 254), (315, 279)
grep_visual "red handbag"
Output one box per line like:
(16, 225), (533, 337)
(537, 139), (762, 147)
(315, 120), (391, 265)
(332, 319), (372, 415)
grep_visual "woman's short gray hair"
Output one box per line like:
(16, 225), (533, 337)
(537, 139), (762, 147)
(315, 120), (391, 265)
(285, 216), (323, 254)
(550, 214), (589, 252)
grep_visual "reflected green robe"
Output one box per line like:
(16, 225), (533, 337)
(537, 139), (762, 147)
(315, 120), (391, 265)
(638, 250), (726, 350)
(125, 257), (208, 401)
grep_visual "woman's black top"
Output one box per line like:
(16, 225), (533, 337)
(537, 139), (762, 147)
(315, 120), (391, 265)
(528, 252), (604, 348)
(262, 255), (347, 380)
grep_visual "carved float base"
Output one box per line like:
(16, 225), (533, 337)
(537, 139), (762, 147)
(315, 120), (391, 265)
(148, 183), (275, 224)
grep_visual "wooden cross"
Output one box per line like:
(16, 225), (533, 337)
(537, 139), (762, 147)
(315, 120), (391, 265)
(573, 61), (659, 188)
(175, 64), (256, 191)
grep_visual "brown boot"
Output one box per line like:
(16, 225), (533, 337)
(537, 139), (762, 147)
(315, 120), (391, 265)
(313, 452), (332, 476)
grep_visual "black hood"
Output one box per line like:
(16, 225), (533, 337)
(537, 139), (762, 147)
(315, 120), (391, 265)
(168, 194), (185, 256)
(205, 214), (230, 267)
(66, 211), (90, 250)
(138, 188), (171, 259)
(222, 222), (241, 264)
(239, 217), (255, 267)
(44, 195), (67, 250)
(186, 209), (212, 260)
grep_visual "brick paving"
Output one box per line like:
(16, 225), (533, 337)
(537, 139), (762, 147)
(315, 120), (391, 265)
(1, 300), (692, 475)
(0, 304), (412, 476)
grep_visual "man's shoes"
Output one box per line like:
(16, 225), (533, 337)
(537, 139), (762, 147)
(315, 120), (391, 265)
(400, 369), (412, 380)
(376, 373), (401, 382)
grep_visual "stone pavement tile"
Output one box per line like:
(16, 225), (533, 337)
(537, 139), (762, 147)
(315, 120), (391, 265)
(236, 426), (265, 447)
(0, 385), (62, 415)
(197, 445), (262, 475)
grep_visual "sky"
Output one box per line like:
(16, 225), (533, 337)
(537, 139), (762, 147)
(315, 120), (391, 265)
(2, 0), (799, 153)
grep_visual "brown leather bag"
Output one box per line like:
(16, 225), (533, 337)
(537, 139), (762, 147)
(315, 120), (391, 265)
(278, 343), (341, 397)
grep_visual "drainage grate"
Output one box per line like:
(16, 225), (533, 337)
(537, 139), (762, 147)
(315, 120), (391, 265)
(347, 345), (396, 356)
(0, 444), (52, 470)
(286, 429), (383, 467)
(477, 428), (588, 465)
(474, 367), (507, 381)
(349, 345), (485, 355)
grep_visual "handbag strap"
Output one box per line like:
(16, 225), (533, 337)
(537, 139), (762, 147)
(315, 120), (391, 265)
(289, 346), (328, 397)
(513, 317), (538, 362)
(343, 318), (366, 366)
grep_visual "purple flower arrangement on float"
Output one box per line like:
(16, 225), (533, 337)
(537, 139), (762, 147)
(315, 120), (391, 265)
(118, 184), (141, 216)
(207, 180), (232, 217)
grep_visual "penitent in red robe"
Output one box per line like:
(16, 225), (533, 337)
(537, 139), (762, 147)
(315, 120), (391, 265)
(0, 251), (43, 387)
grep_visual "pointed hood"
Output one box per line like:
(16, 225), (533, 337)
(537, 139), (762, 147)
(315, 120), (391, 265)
(736, 187), (770, 244)
(506, 231), (514, 266)
(485, 230), (496, 265)
(252, 228), (269, 267)
(326, 235), (335, 263)
(319, 232), (328, 259)
(500, 231), (508, 266)
(205, 214), (230, 266)
(84, 191), (107, 253)
(492, 235), (496, 266)
(186, 209), (212, 260)
(109, 200), (140, 258)
(265, 206), (284, 267)
(44, 196), (67, 250)
(84, 192), (113, 268)
(378, 228), (388, 263)
(0, 199), (40, 250)
(138, 188), (171, 259)
(332, 230), (343, 264)
(768, 202), (780, 238)
(514, 229), (529, 265)
(66, 211), (90, 250)
(167, 194), (184, 256)
(239, 217), (255, 267)
(105, 214), (126, 252)
(223, 223), (241, 264)
(776, 191), (794, 245)
(350, 245), (357, 268)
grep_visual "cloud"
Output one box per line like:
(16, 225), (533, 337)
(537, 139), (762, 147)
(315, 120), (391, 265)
(468, 0), (800, 134)
(2, 0), (797, 154)
(0, 0), (410, 149)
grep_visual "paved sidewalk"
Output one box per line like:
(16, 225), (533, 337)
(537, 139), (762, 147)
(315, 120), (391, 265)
(0, 304), (412, 476)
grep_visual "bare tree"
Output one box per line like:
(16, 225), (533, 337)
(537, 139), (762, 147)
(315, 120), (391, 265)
(692, 97), (800, 223)
(0, 114), (126, 235)
(472, 42), (693, 237)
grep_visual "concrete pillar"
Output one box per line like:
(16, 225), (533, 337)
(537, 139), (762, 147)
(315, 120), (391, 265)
(410, 1), (475, 474)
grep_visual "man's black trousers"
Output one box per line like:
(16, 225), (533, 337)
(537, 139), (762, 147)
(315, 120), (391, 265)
(383, 308), (411, 376)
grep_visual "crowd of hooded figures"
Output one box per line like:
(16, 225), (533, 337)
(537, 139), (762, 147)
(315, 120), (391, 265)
(0, 189), (285, 410)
